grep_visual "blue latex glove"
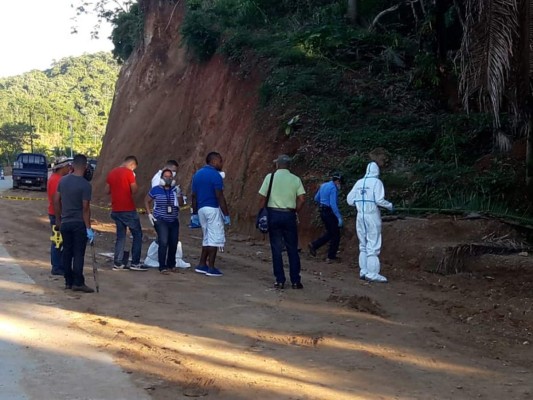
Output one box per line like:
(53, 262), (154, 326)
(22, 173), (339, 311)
(338, 217), (343, 228)
(189, 214), (200, 228)
(86, 228), (95, 244)
(223, 215), (231, 225)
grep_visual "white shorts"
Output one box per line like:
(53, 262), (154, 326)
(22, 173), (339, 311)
(198, 207), (225, 247)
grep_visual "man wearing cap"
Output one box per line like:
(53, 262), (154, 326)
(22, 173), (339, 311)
(258, 154), (306, 289)
(308, 173), (343, 263)
(47, 156), (71, 276)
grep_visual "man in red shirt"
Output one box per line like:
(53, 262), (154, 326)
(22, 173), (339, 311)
(105, 155), (147, 271)
(47, 157), (71, 276)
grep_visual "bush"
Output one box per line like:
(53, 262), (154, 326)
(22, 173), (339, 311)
(181, 10), (221, 61)
(111, 3), (144, 63)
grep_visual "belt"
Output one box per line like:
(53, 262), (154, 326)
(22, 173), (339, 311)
(268, 207), (295, 213)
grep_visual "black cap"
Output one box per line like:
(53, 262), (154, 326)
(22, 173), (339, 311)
(332, 172), (344, 184)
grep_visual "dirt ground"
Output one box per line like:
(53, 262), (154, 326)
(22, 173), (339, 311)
(1, 187), (533, 400)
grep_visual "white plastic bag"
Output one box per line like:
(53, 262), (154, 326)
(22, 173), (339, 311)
(144, 241), (159, 267)
(143, 240), (191, 268)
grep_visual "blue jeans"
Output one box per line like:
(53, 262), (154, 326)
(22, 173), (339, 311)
(111, 211), (143, 265)
(49, 215), (64, 275)
(60, 221), (87, 286)
(268, 209), (301, 284)
(154, 219), (179, 270)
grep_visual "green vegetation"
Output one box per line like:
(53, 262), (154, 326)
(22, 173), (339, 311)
(178, 0), (529, 216)
(68, 1), (531, 217)
(110, 2), (144, 62)
(72, 1), (143, 63)
(0, 53), (119, 164)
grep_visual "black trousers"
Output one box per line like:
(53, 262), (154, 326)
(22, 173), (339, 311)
(311, 207), (340, 259)
(61, 221), (87, 286)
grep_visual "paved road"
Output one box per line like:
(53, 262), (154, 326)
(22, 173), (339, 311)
(0, 179), (151, 400)
(0, 175), (12, 191)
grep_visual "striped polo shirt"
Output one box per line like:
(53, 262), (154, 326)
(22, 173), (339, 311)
(148, 186), (179, 222)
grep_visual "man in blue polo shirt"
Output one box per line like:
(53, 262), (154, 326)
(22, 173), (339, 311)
(308, 172), (343, 262)
(191, 152), (230, 277)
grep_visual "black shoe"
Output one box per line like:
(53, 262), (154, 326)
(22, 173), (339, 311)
(64, 284), (72, 290)
(308, 244), (316, 257)
(274, 282), (285, 289)
(292, 282), (304, 289)
(72, 284), (95, 293)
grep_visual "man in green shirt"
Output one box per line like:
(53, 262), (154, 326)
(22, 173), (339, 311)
(258, 154), (306, 289)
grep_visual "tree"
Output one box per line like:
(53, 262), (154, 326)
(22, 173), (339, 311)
(348, 0), (358, 24)
(71, 0), (135, 38)
(0, 122), (33, 164)
(0, 53), (119, 159)
(458, 0), (533, 185)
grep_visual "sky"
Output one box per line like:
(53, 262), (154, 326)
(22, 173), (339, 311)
(0, 1), (114, 78)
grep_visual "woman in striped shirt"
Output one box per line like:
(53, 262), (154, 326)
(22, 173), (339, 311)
(144, 168), (184, 274)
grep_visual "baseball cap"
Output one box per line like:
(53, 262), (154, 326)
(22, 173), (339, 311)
(332, 171), (344, 184)
(53, 156), (71, 170)
(273, 154), (292, 164)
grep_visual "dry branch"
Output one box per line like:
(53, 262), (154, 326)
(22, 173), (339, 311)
(435, 234), (531, 275)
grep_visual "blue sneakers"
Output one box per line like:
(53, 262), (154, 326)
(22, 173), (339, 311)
(194, 265), (209, 274)
(205, 267), (223, 277)
(194, 265), (223, 276)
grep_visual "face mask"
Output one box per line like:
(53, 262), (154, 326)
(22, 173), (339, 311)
(219, 171), (225, 179)
(171, 171), (177, 177)
(160, 178), (175, 187)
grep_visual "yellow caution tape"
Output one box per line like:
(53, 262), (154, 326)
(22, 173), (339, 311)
(0, 195), (47, 201)
(91, 204), (190, 213)
(0, 195), (191, 213)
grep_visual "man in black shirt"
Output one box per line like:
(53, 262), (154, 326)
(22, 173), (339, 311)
(54, 154), (95, 292)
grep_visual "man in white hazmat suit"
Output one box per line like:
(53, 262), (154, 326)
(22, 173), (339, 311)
(346, 161), (393, 283)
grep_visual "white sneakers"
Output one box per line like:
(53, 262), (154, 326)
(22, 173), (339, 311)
(176, 259), (191, 269)
(364, 274), (388, 283)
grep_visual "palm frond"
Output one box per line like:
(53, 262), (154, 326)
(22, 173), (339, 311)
(529, 0), (533, 76)
(459, 0), (519, 127)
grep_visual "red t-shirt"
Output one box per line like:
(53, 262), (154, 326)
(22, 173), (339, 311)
(47, 172), (62, 215)
(106, 167), (136, 212)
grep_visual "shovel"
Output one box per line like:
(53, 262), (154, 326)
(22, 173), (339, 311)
(90, 242), (100, 293)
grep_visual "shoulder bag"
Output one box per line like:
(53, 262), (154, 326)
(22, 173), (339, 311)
(256, 171), (276, 233)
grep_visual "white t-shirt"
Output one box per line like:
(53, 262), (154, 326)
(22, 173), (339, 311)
(151, 170), (163, 188)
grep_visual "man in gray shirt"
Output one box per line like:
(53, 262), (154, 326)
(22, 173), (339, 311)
(54, 154), (95, 293)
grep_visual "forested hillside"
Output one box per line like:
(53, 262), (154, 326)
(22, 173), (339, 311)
(0, 52), (119, 164)
(174, 0), (531, 216)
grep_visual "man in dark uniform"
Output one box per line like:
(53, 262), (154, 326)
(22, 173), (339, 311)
(308, 173), (343, 262)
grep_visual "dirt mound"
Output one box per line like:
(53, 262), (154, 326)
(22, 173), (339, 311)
(327, 293), (387, 317)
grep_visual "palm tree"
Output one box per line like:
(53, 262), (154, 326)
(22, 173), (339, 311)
(348, 0), (357, 24)
(458, 0), (533, 185)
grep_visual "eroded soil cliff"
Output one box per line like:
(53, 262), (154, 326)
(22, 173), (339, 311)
(93, 1), (299, 233)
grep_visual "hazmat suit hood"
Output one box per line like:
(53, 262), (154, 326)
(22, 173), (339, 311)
(364, 162), (380, 178)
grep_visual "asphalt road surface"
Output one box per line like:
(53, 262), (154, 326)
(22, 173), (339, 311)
(0, 177), (151, 400)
